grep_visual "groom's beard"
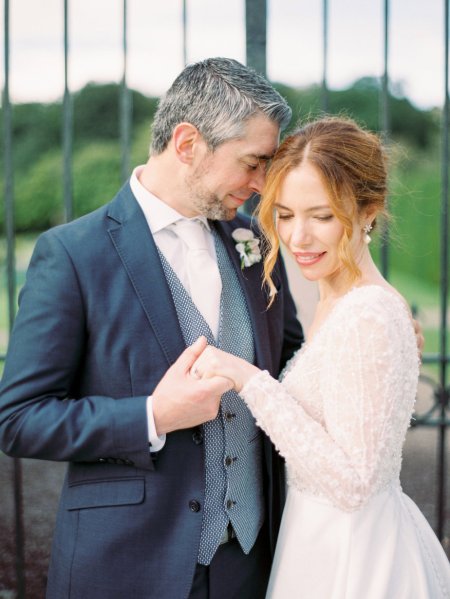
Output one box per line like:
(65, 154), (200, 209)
(186, 167), (236, 222)
(192, 190), (236, 221)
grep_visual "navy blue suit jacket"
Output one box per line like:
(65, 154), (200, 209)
(0, 183), (303, 599)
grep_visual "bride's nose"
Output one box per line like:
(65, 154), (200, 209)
(290, 219), (312, 247)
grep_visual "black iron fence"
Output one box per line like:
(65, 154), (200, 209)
(1, 0), (449, 597)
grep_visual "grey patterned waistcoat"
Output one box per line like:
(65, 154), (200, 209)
(158, 230), (265, 565)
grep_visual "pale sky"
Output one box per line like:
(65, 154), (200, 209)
(0, 0), (445, 110)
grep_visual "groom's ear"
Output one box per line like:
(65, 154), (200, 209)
(172, 123), (203, 165)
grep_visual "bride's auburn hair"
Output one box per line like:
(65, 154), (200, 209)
(257, 116), (389, 303)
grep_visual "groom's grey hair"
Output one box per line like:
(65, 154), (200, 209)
(149, 57), (292, 155)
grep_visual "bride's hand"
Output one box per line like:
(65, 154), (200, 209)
(190, 341), (259, 393)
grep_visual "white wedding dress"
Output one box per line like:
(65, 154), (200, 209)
(241, 285), (450, 598)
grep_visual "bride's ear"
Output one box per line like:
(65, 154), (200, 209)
(359, 206), (378, 230)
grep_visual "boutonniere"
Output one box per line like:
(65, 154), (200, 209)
(231, 228), (262, 269)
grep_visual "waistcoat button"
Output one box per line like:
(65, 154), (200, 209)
(189, 500), (201, 513)
(192, 430), (204, 445)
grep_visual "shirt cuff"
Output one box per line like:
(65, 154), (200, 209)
(146, 395), (166, 452)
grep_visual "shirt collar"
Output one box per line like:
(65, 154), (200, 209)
(130, 165), (211, 234)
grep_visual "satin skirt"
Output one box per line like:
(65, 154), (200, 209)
(267, 484), (450, 599)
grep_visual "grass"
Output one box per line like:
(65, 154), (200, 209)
(388, 141), (443, 288)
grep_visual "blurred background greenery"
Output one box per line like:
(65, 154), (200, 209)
(0, 78), (446, 379)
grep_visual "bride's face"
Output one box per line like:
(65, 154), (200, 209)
(275, 161), (362, 284)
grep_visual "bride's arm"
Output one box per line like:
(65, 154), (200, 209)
(192, 296), (419, 511)
(238, 299), (419, 511)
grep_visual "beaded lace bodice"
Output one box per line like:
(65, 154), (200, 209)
(241, 285), (420, 512)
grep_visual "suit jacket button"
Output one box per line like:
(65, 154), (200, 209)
(189, 500), (201, 513)
(98, 458), (107, 463)
(192, 430), (203, 445)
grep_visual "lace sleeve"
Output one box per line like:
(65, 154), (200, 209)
(278, 348), (301, 381)
(240, 291), (419, 511)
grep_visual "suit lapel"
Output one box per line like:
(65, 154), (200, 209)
(106, 184), (185, 366)
(105, 188), (273, 371)
(213, 220), (273, 373)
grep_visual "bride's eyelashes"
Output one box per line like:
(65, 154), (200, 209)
(277, 212), (293, 220)
(314, 214), (334, 221)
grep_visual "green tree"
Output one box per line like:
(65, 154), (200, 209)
(73, 83), (158, 143)
(275, 77), (437, 148)
(14, 150), (63, 230)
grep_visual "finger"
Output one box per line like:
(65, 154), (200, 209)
(419, 334), (425, 353)
(190, 364), (202, 379)
(200, 366), (221, 380)
(192, 336), (208, 353)
(175, 337), (208, 373)
(203, 375), (234, 394)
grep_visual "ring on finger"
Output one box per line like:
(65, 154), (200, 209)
(192, 366), (201, 379)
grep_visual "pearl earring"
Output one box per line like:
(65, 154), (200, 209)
(363, 223), (373, 244)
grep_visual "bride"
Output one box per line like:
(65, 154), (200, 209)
(192, 117), (450, 598)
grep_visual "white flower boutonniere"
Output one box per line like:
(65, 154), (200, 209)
(231, 228), (262, 269)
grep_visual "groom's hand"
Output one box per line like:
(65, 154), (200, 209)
(191, 345), (259, 393)
(152, 337), (233, 435)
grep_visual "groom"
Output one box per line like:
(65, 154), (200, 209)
(0, 57), (303, 598)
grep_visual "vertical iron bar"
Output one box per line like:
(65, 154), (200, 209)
(12, 458), (25, 599)
(120, 0), (131, 183)
(63, 0), (73, 222)
(380, 0), (390, 277)
(182, 0), (187, 66)
(3, 2), (26, 597)
(437, 0), (449, 541)
(3, 0), (15, 331)
(245, 0), (267, 77)
(380, 0), (390, 135)
(243, 0), (267, 215)
(321, 0), (329, 113)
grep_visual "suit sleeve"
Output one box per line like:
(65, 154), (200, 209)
(0, 231), (153, 470)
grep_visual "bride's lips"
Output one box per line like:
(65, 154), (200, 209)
(293, 251), (326, 266)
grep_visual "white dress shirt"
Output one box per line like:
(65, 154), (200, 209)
(130, 166), (222, 451)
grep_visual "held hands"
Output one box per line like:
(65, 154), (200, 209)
(152, 337), (234, 435)
(190, 339), (260, 393)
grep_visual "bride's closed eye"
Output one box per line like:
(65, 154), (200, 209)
(314, 214), (334, 221)
(277, 212), (293, 221)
